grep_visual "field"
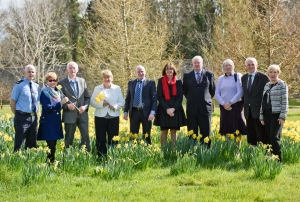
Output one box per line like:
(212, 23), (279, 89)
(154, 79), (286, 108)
(1, 105), (300, 201)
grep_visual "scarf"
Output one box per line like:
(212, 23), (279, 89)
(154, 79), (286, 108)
(162, 75), (177, 101)
(42, 84), (61, 105)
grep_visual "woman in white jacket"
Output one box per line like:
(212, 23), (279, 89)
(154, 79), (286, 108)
(90, 70), (125, 157)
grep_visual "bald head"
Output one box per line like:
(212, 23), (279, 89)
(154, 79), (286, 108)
(24, 64), (36, 81)
(136, 65), (146, 80)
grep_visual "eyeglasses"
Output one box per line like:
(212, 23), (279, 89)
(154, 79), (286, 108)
(48, 79), (57, 82)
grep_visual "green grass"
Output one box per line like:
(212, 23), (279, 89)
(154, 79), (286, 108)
(1, 163), (300, 201)
(289, 99), (300, 106)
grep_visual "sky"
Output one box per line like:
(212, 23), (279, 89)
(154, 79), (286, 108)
(0, 0), (91, 10)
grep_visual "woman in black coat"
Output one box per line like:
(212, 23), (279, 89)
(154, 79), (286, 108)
(154, 63), (187, 149)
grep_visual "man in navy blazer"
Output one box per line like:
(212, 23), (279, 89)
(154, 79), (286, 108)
(124, 65), (157, 144)
(241, 57), (269, 145)
(183, 56), (215, 147)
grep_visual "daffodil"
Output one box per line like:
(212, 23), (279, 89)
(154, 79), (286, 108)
(204, 136), (209, 143)
(112, 136), (120, 142)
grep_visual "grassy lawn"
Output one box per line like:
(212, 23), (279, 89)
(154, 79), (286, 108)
(1, 163), (300, 201)
(1, 103), (300, 201)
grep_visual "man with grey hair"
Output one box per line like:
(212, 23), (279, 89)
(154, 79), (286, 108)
(10, 64), (40, 151)
(124, 65), (157, 144)
(58, 61), (91, 151)
(241, 57), (269, 145)
(183, 56), (215, 147)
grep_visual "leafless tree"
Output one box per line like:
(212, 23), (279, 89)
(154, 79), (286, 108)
(0, 0), (70, 84)
(80, 0), (179, 92)
(203, 0), (300, 98)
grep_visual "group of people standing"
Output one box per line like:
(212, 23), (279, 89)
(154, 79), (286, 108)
(10, 56), (288, 162)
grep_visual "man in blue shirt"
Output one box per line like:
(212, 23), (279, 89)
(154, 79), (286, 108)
(10, 64), (40, 152)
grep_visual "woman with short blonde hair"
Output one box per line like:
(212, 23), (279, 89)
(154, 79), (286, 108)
(260, 64), (288, 162)
(90, 70), (125, 156)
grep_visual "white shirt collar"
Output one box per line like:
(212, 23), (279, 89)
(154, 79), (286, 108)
(68, 77), (76, 82)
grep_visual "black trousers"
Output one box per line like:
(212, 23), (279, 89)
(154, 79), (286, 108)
(130, 108), (152, 144)
(13, 111), (37, 152)
(46, 140), (57, 163)
(263, 110), (282, 161)
(246, 107), (268, 145)
(95, 116), (119, 156)
(186, 114), (211, 148)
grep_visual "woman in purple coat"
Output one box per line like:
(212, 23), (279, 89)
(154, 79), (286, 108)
(37, 72), (68, 162)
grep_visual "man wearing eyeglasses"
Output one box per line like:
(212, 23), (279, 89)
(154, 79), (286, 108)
(10, 64), (40, 152)
(57, 61), (91, 151)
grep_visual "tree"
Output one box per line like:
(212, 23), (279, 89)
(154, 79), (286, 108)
(80, 0), (177, 92)
(66, 0), (81, 61)
(1, 0), (71, 84)
(203, 0), (300, 97)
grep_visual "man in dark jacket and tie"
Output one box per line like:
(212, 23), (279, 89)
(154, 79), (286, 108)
(242, 57), (269, 145)
(124, 65), (157, 144)
(183, 56), (216, 147)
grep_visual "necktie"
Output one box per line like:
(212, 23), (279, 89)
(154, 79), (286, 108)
(133, 80), (142, 107)
(29, 82), (36, 112)
(248, 75), (252, 93)
(70, 81), (78, 97)
(196, 72), (201, 84)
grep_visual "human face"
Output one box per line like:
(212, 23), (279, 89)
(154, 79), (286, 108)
(165, 67), (174, 78)
(67, 63), (78, 79)
(102, 75), (112, 87)
(136, 67), (145, 80)
(47, 78), (57, 88)
(268, 69), (279, 83)
(245, 59), (257, 74)
(223, 63), (233, 75)
(193, 58), (203, 73)
(24, 65), (36, 81)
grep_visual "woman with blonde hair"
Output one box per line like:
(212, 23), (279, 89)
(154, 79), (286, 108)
(37, 72), (69, 162)
(260, 65), (288, 162)
(90, 70), (125, 157)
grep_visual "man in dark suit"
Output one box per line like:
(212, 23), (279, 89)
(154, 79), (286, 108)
(242, 57), (269, 145)
(58, 61), (91, 151)
(183, 56), (215, 147)
(124, 65), (157, 144)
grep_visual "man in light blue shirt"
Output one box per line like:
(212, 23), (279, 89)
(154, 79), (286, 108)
(10, 64), (40, 152)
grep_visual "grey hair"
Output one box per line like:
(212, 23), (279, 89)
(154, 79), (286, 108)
(192, 56), (203, 64)
(245, 57), (258, 66)
(24, 64), (36, 71)
(66, 61), (79, 70)
(222, 59), (235, 72)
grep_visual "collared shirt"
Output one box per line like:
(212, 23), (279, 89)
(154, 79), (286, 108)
(194, 70), (203, 81)
(11, 77), (40, 113)
(248, 71), (256, 84)
(134, 78), (145, 108)
(68, 76), (78, 96)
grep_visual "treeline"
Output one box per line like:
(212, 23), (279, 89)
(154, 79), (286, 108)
(0, 0), (300, 97)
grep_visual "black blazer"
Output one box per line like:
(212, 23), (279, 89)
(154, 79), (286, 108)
(241, 71), (269, 119)
(124, 78), (157, 118)
(183, 69), (215, 115)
